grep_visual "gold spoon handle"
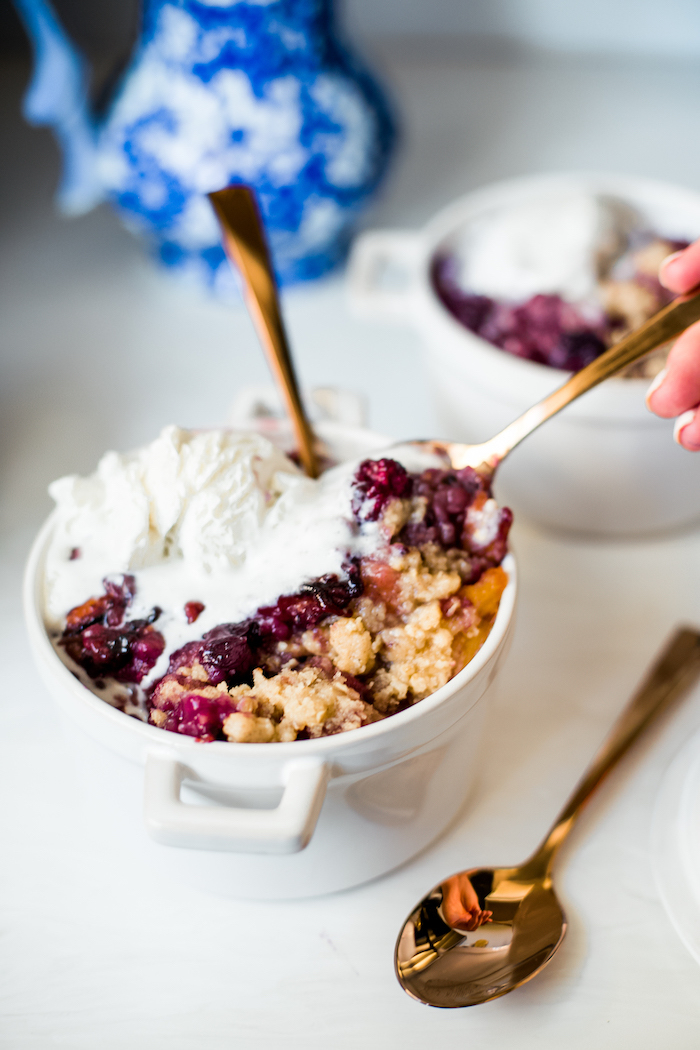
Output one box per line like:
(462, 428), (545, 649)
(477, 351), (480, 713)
(477, 289), (700, 472)
(526, 627), (700, 878)
(209, 186), (319, 478)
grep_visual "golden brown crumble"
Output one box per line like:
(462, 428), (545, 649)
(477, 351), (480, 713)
(221, 711), (276, 743)
(149, 548), (508, 742)
(329, 617), (375, 676)
(390, 547), (462, 614)
(600, 279), (659, 335)
(375, 600), (455, 703)
(380, 497), (412, 539)
(223, 665), (377, 742)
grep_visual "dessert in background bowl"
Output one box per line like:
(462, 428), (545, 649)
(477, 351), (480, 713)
(25, 417), (516, 899)
(432, 192), (687, 376)
(348, 172), (700, 536)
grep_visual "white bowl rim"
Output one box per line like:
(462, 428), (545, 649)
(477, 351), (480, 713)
(25, 512), (517, 758)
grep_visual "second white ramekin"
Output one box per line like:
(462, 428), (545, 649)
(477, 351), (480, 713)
(348, 172), (700, 536)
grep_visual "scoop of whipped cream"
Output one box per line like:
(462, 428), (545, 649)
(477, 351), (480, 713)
(44, 426), (316, 624)
(453, 191), (638, 303)
(47, 425), (298, 568)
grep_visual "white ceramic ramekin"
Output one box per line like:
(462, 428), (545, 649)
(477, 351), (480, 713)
(24, 422), (516, 899)
(348, 172), (700, 536)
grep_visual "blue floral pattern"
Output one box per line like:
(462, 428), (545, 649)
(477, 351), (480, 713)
(17, 0), (395, 288)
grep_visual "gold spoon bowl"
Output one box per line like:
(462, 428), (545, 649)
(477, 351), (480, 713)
(395, 628), (700, 1007)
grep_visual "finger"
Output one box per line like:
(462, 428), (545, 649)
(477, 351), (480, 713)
(674, 406), (700, 451)
(465, 910), (481, 932)
(646, 321), (700, 417)
(660, 239), (700, 294)
(441, 879), (467, 928)
(455, 873), (480, 913)
(441, 879), (478, 930)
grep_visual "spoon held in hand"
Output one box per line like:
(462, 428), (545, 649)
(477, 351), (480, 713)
(411, 289), (700, 477)
(396, 627), (700, 1008)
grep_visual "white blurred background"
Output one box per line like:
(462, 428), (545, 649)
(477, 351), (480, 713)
(5, 0), (700, 56)
(3, 6), (700, 1048)
(346, 0), (700, 55)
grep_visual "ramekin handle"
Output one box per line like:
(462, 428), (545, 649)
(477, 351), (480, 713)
(346, 229), (424, 319)
(143, 751), (330, 854)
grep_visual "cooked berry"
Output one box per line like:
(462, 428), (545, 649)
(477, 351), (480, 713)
(126, 629), (165, 682)
(61, 619), (164, 682)
(398, 466), (510, 576)
(200, 622), (255, 685)
(60, 575), (163, 683)
(352, 458), (412, 521)
(167, 640), (205, 674)
(64, 594), (113, 633)
(256, 563), (362, 636)
(184, 601), (205, 624)
(158, 694), (236, 740)
(550, 331), (607, 371)
(432, 240), (687, 372)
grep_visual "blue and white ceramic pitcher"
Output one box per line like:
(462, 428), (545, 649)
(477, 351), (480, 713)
(14, 0), (395, 288)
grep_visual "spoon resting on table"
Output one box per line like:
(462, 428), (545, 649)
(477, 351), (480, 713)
(395, 627), (700, 1008)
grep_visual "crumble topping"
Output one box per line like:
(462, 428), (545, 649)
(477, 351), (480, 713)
(328, 617), (375, 676)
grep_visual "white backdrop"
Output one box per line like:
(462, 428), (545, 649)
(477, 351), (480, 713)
(344, 0), (700, 58)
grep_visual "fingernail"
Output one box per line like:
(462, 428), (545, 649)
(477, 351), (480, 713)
(645, 366), (668, 408)
(673, 409), (696, 446)
(659, 250), (684, 288)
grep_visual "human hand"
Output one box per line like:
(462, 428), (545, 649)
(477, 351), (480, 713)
(441, 873), (493, 932)
(646, 240), (700, 450)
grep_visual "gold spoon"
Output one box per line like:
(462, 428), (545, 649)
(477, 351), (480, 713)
(415, 289), (700, 477)
(209, 185), (319, 478)
(396, 627), (700, 1008)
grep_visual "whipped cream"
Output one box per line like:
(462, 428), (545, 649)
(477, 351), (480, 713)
(453, 192), (637, 303)
(44, 427), (435, 689)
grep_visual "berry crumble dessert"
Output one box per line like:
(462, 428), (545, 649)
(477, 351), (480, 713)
(432, 192), (688, 376)
(44, 427), (511, 743)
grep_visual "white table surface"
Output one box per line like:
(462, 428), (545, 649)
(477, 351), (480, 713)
(3, 45), (700, 1048)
